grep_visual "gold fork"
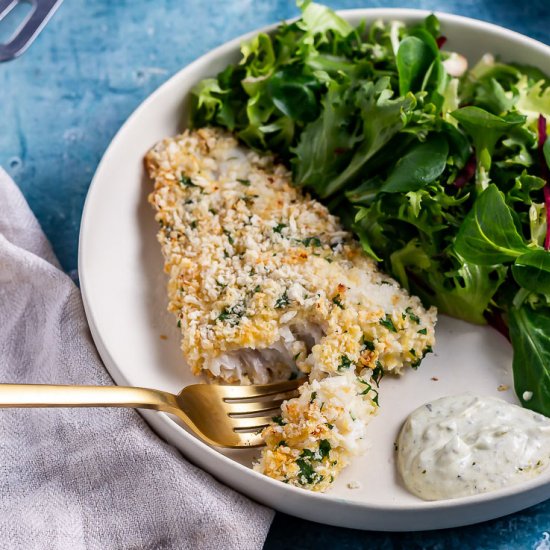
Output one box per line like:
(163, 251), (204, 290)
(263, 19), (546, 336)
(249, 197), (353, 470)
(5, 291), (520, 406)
(0, 379), (302, 447)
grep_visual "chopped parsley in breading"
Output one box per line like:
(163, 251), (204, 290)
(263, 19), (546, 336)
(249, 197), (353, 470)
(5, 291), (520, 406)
(358, 376), (380, 406)
(271, 415), (286, 426)
(337, 355), (353, 371)
(361, 337), (375, 352)
(319, 439), (331, 459)
(223, 229), (234, 245)
(302, 236), (322, 247)
(372, 363), (384, 386)
(379, 314), (397, 332)
(406, 306), (420, 324)
(296, 457), (323, 486)
(179, 174), (199, 187)
(218, 301), (246, 325)
(275, 291), (290, 308)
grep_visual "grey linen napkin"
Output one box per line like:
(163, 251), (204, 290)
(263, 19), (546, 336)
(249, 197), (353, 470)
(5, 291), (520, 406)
(0, 168), (274, 549)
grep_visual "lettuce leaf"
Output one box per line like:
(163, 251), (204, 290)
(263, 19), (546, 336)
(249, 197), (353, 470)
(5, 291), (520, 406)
(516, 76), (550, 126)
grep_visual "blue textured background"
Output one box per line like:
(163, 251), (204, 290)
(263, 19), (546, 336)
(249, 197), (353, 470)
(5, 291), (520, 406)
(1, 0), (549, 547)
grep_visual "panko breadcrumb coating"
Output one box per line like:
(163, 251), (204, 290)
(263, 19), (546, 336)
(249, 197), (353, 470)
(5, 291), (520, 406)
(255, 370), (380, 491)
(146, 127), (436, 491)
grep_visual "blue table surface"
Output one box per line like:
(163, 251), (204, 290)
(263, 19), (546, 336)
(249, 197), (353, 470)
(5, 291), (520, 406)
(1, 0), (549, 547)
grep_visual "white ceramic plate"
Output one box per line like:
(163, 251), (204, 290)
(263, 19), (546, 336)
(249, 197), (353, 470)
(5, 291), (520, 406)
(79, 9), (550, 531)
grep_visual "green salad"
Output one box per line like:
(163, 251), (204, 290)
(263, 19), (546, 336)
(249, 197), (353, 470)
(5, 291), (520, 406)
(190, 1), (550, 416)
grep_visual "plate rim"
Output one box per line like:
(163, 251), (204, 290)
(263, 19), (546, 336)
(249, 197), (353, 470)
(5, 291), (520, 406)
(78, 8), (550, 530)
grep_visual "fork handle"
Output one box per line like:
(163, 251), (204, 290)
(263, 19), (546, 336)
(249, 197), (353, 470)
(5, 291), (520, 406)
(0, 383), (180, 414)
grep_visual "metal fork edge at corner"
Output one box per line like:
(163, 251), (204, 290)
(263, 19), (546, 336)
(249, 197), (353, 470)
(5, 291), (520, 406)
(0, 0), (63, 62)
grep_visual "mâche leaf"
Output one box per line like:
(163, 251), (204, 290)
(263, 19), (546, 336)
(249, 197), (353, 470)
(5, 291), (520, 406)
(508, 305), (550, 416)
(381, 135), (449, 193)
(397, 36), (437, 95)
(455, 184), (530, 265)
(512, 250), (550, 296)
(451, 107), (525, 190)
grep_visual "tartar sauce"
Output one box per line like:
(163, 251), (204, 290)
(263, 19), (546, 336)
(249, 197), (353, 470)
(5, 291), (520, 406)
(397, 394), (550, 500)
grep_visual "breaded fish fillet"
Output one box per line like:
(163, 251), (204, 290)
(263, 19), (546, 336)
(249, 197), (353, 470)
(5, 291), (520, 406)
(146, 127), (436, 490)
